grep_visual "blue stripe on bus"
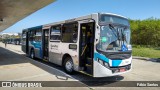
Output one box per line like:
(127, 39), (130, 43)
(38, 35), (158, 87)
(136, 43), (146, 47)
(94, 52), (109, 63)
(112, 60), (122, 67)
(28, 25), (42, 30)
(31, 41), (42, 58)
(94, 52), (122, 67)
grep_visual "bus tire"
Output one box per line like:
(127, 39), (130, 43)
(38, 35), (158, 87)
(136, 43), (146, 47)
(63, 57), (74, 74)
(30, 49), (35, 59)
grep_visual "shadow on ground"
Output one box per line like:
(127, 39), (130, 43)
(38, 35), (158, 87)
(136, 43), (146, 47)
(148, 58), (160, 63)
(0, 47), (27, 65)
(0, 47), (124, 87)
(133, 56), (160, 63)
(32, 56), (124, 87)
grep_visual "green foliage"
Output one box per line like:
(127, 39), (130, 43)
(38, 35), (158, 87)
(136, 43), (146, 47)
(130, 18), (160, 46)
(132, 47), (160, 58)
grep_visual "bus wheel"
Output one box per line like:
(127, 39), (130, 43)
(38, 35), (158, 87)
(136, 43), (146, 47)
(30, 49), (35, 59)
(63, 57), (74, 74)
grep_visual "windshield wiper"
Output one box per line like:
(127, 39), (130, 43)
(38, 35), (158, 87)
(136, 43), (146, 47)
(109, 24), (122, 42)
(121, 28), (127, 44)
(109, 24), (118, 38)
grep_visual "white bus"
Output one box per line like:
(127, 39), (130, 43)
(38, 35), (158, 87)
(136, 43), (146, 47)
(22, 13), (132, 77)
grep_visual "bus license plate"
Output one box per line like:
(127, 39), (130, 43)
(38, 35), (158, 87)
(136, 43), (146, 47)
(119, 68), (126, 72)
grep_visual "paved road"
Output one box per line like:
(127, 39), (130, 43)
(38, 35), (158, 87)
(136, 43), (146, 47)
(0, 42), (159, 90)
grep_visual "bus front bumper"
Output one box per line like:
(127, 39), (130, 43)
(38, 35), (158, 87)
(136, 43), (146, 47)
(93, 60), (132, 77)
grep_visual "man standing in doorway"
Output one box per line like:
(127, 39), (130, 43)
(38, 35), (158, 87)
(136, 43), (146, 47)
(87, 28), (93, 58)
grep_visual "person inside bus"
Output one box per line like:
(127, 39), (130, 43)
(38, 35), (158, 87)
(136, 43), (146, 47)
(87, 27), (93, 58)
(72, 28), (78, 43)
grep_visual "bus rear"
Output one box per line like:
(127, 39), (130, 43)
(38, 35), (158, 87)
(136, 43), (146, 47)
(93, 13), (132, 77)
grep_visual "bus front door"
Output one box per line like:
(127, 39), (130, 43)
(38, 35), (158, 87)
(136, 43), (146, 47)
(79, 21), (95, 75)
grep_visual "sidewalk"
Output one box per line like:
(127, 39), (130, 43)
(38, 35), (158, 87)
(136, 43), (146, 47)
(0, 42), (24, 54)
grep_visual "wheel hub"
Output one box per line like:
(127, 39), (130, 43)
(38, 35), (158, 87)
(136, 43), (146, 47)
(65, 60), (73, 72)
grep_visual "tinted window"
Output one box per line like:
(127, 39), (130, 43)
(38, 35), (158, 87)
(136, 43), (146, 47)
(62, 22), (78, 43)
(29, 30), (35, 41)
(50, 25), (61, 41)
(100, 14), (129, 26)
(35, 30), (42, 42)
(22, 31), (26, 44)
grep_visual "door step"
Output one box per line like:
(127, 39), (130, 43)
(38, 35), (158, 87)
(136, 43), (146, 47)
(85, 64), (92, 74)
(86, 57), (92, 65)
(43, 59), (48, 62)
(80, 65), (92, 75)
(85, 64), (92, 67)
(79, 71), (93, 77)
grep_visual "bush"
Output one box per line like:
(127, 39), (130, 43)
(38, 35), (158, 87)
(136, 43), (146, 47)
(130, 18), (160, 47)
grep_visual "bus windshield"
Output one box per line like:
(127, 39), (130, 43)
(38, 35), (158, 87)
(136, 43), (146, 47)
(97, 15), (131, 52)
(99, 14), (129, 26)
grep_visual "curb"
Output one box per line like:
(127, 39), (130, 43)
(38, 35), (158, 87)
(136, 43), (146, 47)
(133, 56), (160, 62)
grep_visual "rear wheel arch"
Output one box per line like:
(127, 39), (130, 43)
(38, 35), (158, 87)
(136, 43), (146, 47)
(62, 54), (75, 74)
(62, 54), (72, 65)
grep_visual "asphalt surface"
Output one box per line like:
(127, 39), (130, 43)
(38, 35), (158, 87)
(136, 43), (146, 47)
(0, 42), (159, 90)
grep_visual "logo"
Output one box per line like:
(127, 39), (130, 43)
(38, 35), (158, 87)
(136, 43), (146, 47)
(2, 82), (11, 87)
(51, 44), (58, 50)
(1, 82), (42, 87)
(121, 45), (128, 51)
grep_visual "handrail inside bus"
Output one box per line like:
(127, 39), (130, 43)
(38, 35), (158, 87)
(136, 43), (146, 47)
(81, 45), (87, 56)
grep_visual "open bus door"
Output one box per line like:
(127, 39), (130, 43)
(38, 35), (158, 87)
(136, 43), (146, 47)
(79, 20), (95, 76)
(42, 28), (49, 60)
(26, 31), (29, 54)
(22, 30), (28, 53)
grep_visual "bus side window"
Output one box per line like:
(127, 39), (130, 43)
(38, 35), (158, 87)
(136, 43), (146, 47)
(22, 31), (26, 44)
(72, 24), (78, 43)
(35, 29), (42, 42)
(50, 25), (61, 41)
(62, 22), (78, 43)
(29, 30), (35, 41)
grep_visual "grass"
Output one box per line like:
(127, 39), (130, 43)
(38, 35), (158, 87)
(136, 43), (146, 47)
(132, 46), (160, 58)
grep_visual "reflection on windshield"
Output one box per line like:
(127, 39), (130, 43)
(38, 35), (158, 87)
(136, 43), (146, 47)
(97, 25), (131, 52)
(100, 14), (129, 26)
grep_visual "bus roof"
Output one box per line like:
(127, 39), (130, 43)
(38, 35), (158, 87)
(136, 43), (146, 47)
(43, 13), (128, 27)
(23, 13), (128, 30)
(28, 25), (42, 30)
(23, 25), (42, 31)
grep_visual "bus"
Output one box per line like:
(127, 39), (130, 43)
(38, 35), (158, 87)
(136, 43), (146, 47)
(13, 38), (21, 45)
(22, 13), (132, 77)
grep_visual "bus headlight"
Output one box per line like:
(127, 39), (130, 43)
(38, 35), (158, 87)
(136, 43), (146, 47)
(98, 59), (109, 68)
(98, 59), (103, 65)
(104, 62), (109, 68)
